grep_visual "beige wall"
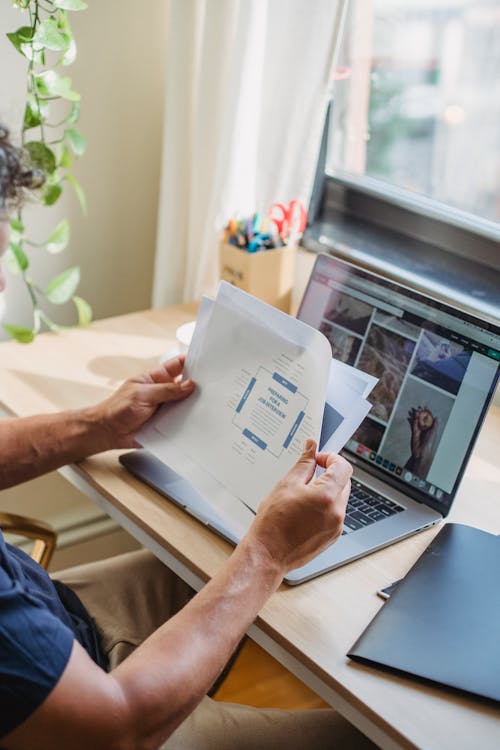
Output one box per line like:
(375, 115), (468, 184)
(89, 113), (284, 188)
(0, 0), (169, 333)
(0, 1), (170, 560)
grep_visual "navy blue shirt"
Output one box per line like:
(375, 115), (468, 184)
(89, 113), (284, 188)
(0, 530), (107, 741)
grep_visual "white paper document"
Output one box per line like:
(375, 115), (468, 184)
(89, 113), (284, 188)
(320, 360), (377, 454)
(139, 283), (376, 514)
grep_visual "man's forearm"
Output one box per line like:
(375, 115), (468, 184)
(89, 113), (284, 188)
(4, 535), (285, 750)
(3, 445), (351, 750)
(110, 536), (284, 748)
(0, 409), (109, 489)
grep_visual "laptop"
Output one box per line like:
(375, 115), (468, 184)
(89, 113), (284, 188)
(121, 253), (500, 584)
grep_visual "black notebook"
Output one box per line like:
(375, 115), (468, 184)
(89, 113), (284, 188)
(348, 523), (500, 703)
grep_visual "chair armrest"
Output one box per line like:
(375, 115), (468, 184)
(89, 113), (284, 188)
(0, 512), (57, 569)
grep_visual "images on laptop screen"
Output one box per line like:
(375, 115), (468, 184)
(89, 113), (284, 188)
(298, 255), (500, 512)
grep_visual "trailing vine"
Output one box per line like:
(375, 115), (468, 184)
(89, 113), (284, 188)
(4, 0), (91, 343)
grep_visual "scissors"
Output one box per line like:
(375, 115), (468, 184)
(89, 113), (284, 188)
(268, 199), (308, 241)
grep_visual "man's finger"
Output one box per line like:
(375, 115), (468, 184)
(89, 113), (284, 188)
(144, 379), (195, 405)
(285, 439), (318, 485)
(148, 356), (186, 384)
(338, 478), (351, 515)
(316, 451), (349, 471)
(314, 452), (352, 488)
(314, 473), (351, 527)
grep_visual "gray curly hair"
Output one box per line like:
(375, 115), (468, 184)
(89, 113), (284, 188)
(0, 124), (44, 210)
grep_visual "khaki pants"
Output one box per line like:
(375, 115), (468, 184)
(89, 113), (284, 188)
(56, 549), (376, 750)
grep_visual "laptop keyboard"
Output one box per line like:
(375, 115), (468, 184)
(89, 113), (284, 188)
(342, 479), (405, 535)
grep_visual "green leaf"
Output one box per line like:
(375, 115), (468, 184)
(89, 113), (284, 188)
(8, 241), (29, 272)
(46, 219), (70, 254)
(45, 266), (80, 304)
(65, 127), (85, 157)
(42, 182), (63, 206)
(57, 7), (71, 28)
(67, 101), (81, 125)
(62, 37), (77, 66)
(73, 295), (92, 326)
(6, 26), (34, 55)
(34, 71), (80, 102)
(25, 141), (57, 175)
(33, 75), (50, 97)
(4, 248), (21, 275)
(23, 95), (49, 131)
(53, 0), (88, 10)
(3, 324), (35, 344)
(65, 173), (87, 214)
(9, 218), (24, 232)
(33, 18), (71, 52)
(59, 143), (73, 169)
(23, 98), (41, 130)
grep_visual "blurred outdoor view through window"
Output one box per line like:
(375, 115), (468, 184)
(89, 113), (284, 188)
(327, 0), (500, 227)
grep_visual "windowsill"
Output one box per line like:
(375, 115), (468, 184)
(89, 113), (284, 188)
(302, 210), (500, 324)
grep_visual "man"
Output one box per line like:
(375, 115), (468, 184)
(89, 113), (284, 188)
(0, 126), (373, 749)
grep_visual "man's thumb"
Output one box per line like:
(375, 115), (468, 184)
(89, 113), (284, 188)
(287, 439), (317, 483)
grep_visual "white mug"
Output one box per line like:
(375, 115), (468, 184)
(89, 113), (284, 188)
(160, 320), (196, 363)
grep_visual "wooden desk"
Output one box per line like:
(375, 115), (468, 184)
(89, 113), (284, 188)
(1, 305), (499, 750)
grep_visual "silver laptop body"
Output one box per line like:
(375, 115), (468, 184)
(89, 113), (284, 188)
(121, 254), (500, 584)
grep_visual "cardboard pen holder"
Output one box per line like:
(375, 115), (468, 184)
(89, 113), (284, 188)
(219, 242), (296, 313)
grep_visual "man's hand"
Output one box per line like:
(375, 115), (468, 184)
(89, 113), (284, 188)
(0, 356), (195, 490)
(247, 439), (351, 574)
(90, 355), (195, 450)
(2, 439), (352, 750)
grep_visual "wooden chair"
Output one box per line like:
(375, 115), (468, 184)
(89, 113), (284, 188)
(0, 512), (57, 569)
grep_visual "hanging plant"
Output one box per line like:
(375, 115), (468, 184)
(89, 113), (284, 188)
(4, 0), (91, 343)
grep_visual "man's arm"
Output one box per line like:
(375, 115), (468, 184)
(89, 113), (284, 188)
(0, 356), (194, 489)
(3, 445), (351, 750)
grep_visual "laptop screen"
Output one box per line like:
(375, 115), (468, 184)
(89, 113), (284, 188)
(298, 254), (500, 513)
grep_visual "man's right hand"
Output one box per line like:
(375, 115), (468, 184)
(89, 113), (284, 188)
(3, 439), (352, 750)
(247, 439), (352, 574)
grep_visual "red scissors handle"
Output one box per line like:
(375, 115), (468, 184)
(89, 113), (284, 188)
(269, 200), (307, 239)
(288, 199), (307, 234)
(269, 202), (289, 236)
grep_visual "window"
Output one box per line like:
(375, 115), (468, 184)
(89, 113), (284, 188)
(304, 0), (500, 318)
(327, 0), (500, 234)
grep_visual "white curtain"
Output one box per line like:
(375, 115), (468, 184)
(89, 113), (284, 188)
(152, 0), (347, 307)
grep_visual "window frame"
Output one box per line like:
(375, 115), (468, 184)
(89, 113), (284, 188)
(303, 101), (500, 319)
